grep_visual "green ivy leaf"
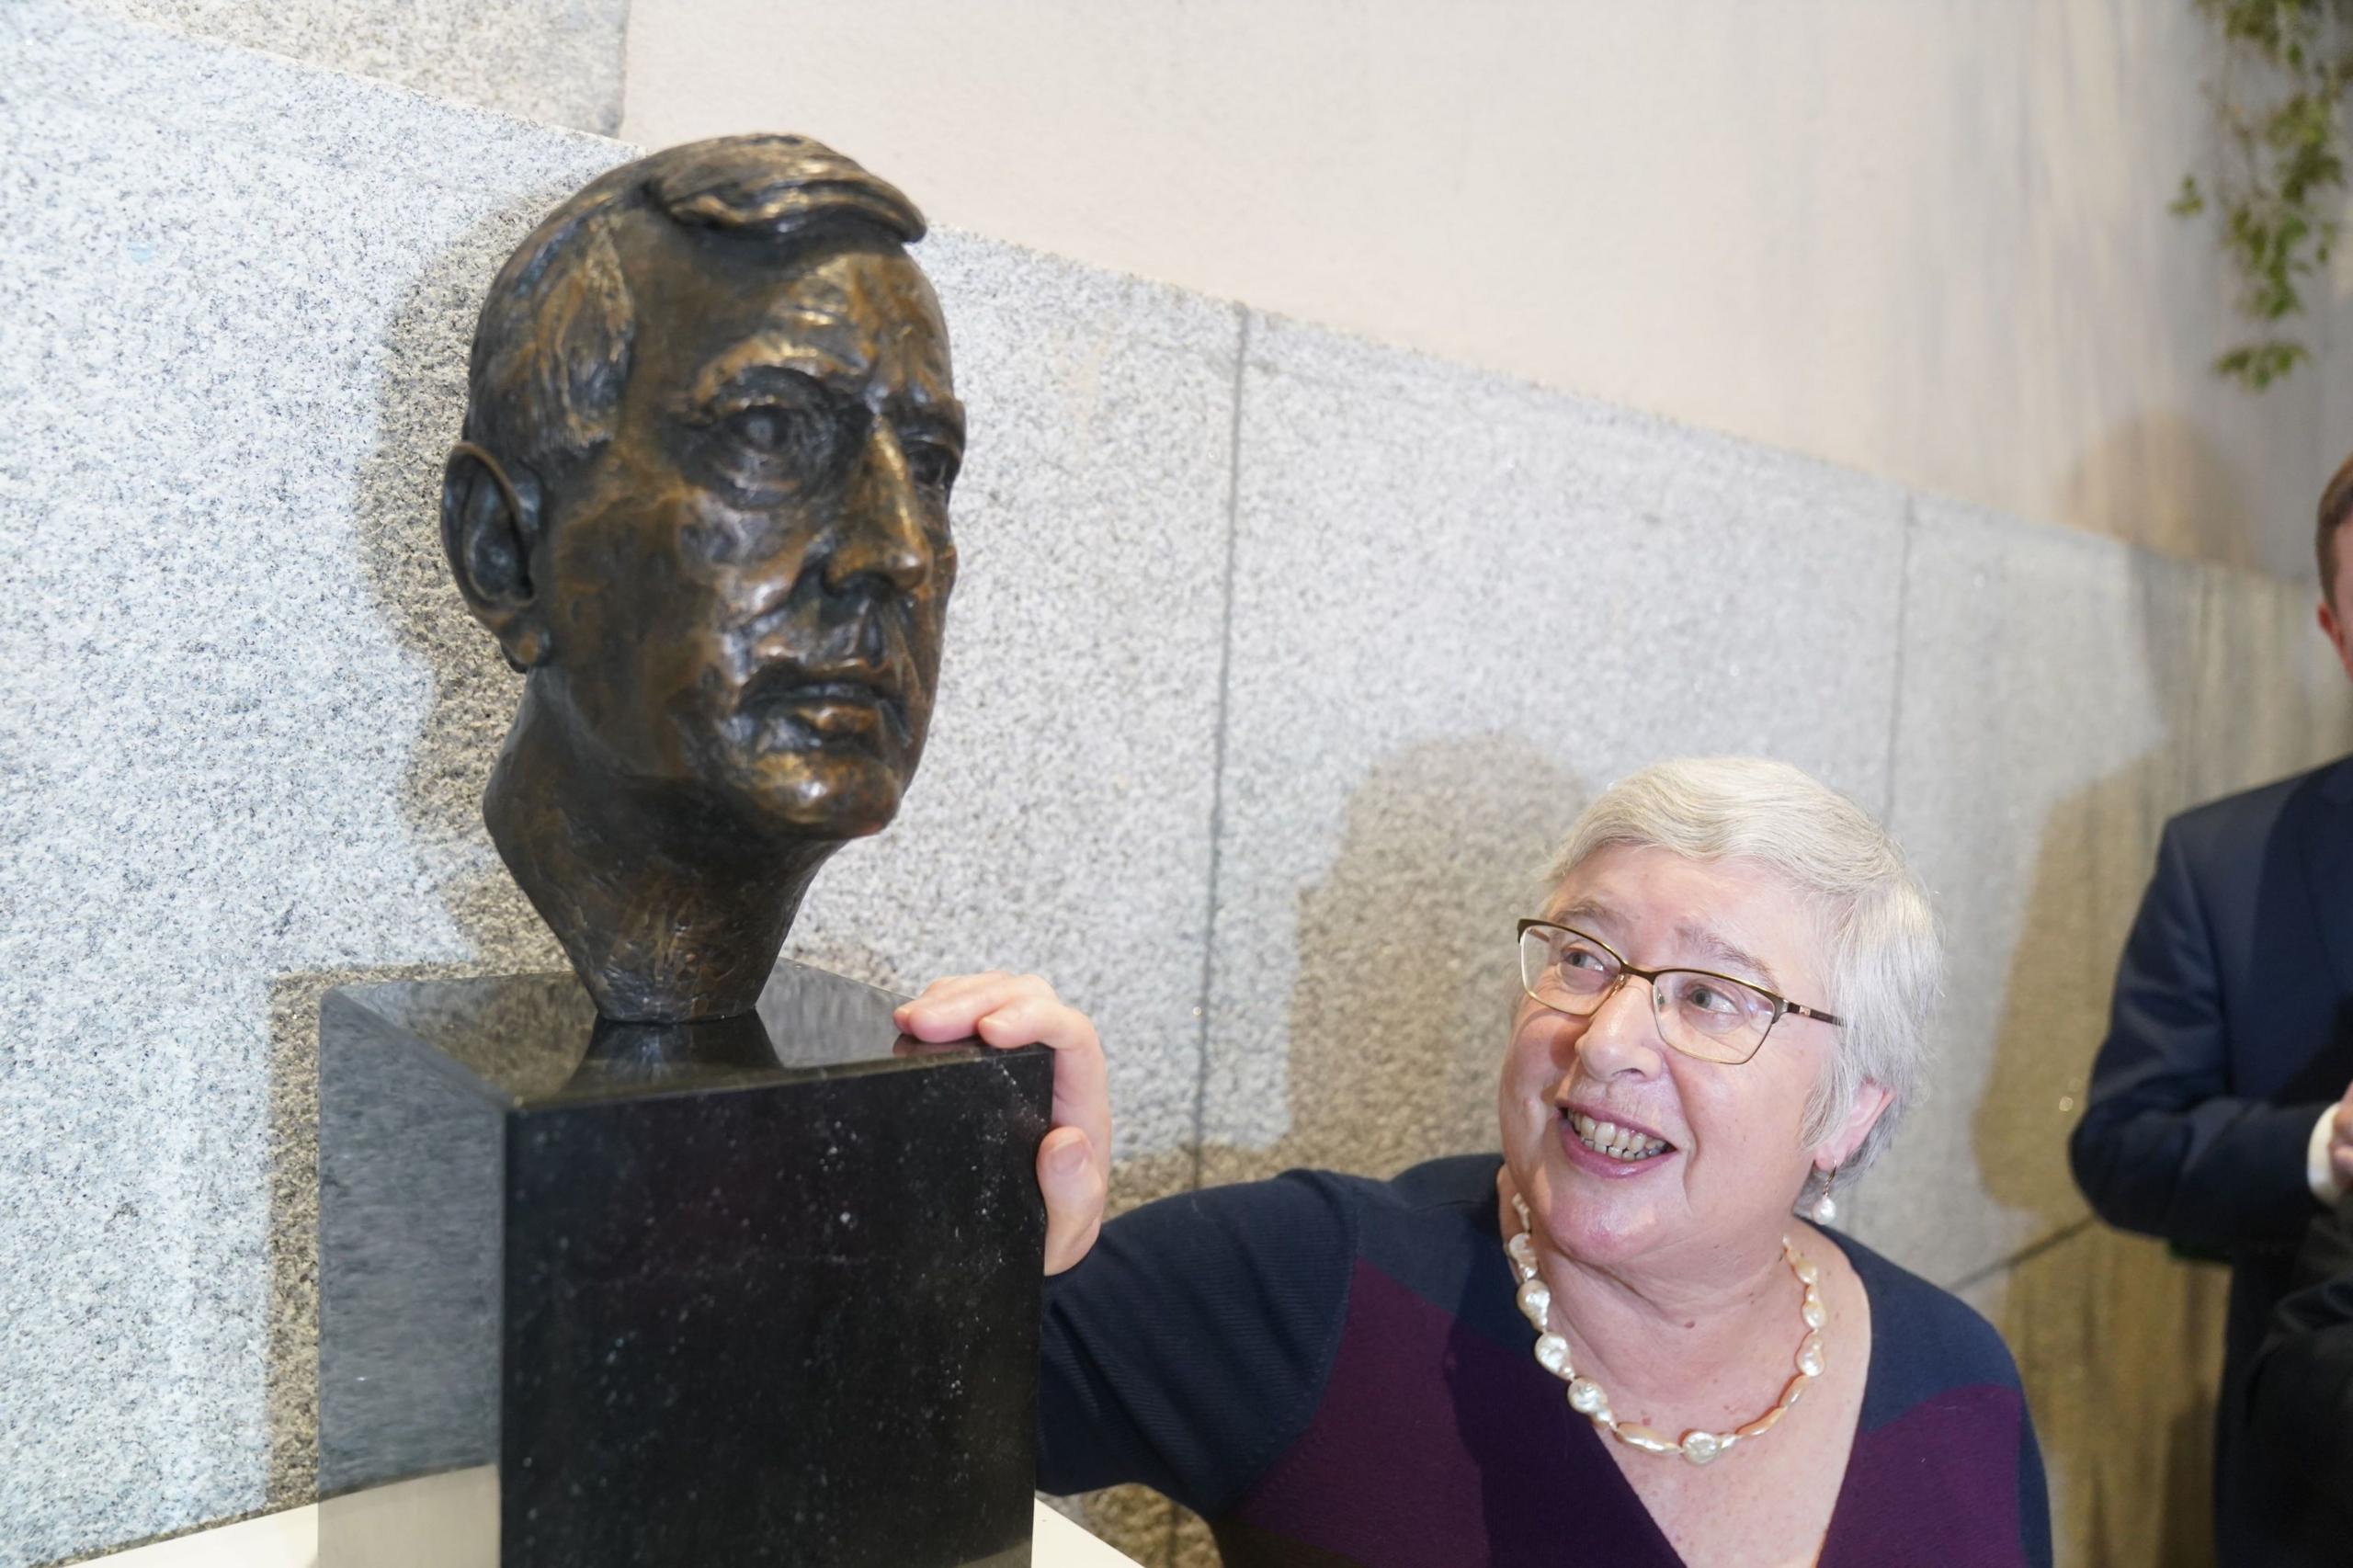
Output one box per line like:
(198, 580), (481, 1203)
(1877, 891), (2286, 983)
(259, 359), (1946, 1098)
(2181, 0), (2353, 389)
(2215, 338), (2313, 390)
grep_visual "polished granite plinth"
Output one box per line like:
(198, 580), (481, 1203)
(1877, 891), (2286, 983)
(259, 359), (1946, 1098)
(317, 964), (1052, 1567)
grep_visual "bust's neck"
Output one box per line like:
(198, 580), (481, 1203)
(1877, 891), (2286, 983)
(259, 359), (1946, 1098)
(483, 679), (837, 1021)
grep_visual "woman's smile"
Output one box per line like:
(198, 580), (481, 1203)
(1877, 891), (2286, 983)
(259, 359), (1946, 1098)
(1562, 1096), (1675, 1158)
(1558, 1100), (1680, 1174)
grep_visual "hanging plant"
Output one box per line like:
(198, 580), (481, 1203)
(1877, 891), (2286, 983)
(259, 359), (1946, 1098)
(2177, 0), (2353, 388)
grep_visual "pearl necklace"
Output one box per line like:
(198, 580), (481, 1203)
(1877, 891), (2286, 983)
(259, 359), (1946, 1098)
(1506, 1193), (1825, 1466)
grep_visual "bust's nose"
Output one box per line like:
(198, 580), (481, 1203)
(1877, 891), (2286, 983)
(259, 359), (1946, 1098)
(823, 422), (935, 595)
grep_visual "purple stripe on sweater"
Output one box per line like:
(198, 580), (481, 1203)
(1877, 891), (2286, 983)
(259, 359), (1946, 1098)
(1231, 1260), (2032, 1568)
(1823, 1383), (2029, 1566)
(1232, 1260), (1681, 1566)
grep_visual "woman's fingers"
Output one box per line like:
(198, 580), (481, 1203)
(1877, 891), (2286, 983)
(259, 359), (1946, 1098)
(972, 992), (1110, 1185)
(1038, 1126), (1107, 1275)
(895, 971), (1114, 1273)
(974, 991), (1100, 1054)
(893, 971), (1017, 1040)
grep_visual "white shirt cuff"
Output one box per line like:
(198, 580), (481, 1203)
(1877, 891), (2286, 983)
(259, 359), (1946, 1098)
(2311, 1106), (2346, 1206)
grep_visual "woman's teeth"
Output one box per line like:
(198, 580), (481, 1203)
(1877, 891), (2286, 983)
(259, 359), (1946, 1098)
(1570, 1111), (1670, 1163)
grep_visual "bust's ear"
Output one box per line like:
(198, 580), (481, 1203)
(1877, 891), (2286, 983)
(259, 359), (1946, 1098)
(441, 441), (551, 672)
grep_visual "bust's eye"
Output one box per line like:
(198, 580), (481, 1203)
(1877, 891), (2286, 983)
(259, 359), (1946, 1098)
(903, 437), (960, 494)
(726, 404), (812, 455)
(710, 397), (859, 493)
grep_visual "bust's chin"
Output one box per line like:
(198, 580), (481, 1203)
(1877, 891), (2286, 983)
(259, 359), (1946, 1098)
(718, 745), (913, 840)
(482, 695), (888, 1021)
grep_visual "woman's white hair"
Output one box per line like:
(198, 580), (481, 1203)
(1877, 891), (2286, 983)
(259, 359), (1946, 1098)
(1546, 756), (1939, 1187)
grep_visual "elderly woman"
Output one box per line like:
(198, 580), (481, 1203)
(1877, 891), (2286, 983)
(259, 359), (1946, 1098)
(900, 758), (2049, 1566)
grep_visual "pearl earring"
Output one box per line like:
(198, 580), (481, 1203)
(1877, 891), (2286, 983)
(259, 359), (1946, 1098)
(1809, 1168), (1839, 1226)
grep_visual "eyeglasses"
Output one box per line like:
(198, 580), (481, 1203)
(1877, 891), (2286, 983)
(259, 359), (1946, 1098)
(1516, 919), (1841, 1066)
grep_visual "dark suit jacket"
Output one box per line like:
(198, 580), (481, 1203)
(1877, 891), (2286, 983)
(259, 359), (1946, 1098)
(2069, 755), (2353, 1564)
(2245, 1198), (2353, 1564)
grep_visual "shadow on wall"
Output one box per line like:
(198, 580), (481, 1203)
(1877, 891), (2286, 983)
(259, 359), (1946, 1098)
(259, 210), (572, 1509)
(1970, 545), (2195, 1245)
(1981, 719), (2232, 1568)
(1969, 1222), (2228, 1568)
(2062, 407), (2256, 572)
(1199, 734), (1587, 1187)
(1969, 419), (2238, 1568)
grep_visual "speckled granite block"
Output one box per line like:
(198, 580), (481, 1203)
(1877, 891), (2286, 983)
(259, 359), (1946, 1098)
(1195, 312), (1909, 1171)
(1858, 498), (2203, 1289)
(317, 967), (1050, 1567)
(64, 0), (628, 134)
(0, 11), (627, 1563)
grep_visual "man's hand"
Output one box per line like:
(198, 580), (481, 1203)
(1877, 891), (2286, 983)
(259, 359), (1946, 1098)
(895, 971), (1110, 1274)
(2331, 1083), (2353, 1195)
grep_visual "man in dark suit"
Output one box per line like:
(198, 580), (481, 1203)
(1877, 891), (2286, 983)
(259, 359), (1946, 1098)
(2245, 1199), (2353, 1564)
(2070, 455), (2353, 1564)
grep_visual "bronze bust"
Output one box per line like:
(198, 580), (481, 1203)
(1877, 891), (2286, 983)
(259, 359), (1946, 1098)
(440, 135), (962, 1022)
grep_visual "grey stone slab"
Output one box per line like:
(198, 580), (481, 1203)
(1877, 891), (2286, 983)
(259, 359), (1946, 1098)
(0, 12), (631, 1562)
(1858, 497), (2204, 1290)
(0, 12), (1237, 1561)
(1197, 312), (1909, 1174)
(767, 233), (1240, 1165)
(63, 0), (628, 134)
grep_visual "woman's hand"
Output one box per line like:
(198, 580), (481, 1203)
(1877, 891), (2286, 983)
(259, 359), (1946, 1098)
(894, 971), (1110, 1274)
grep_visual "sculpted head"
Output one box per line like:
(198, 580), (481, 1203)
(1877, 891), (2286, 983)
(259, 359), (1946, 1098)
(442, 136), (961, 1020)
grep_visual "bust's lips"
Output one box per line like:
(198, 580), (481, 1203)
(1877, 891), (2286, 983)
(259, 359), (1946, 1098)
(736, 662), (908, 747)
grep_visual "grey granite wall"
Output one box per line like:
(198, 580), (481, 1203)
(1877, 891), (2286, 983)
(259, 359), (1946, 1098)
(59, 0), (629, 134)
(0, 10), (626, 1562)
(5, 6), (2350, 1566)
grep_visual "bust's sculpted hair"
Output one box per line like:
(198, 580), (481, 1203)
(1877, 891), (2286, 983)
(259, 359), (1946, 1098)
(460, 133), (926, 489)
(1546, 756), (1941, 1190)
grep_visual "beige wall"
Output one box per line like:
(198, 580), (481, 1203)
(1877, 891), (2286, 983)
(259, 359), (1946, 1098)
(625, 0), (2353, 585)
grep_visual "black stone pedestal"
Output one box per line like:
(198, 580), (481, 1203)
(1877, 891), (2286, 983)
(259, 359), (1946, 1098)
(317, 963), (1051, 1567)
